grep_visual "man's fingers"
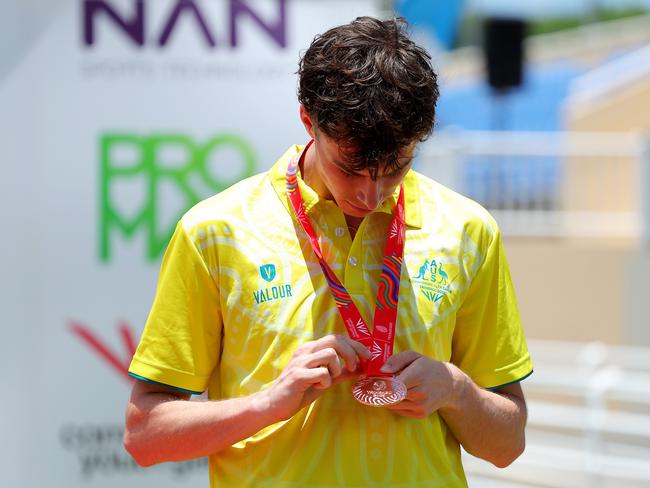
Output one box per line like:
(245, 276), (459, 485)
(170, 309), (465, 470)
(379, 350), (421, 375)
(334, 338), (370, 372)
(384, 399), (414, 412)
(346, 338), (371, 362)
(306, 335), (370, 372)
(304, 348), (343, 378)
(301, 366), (333, 390)
(386, 406), (425, 419)
(402, 384), (427, 402)
(393, 358), (431, 389)
(332, 367), (364, 385)
(327, 338), (359, 372)
(384, 398), (430, 418)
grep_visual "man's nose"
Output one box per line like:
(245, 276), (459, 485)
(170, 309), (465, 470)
(356, 179), (382, 209)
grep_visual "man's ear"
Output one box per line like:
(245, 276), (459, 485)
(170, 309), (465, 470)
(299, 104), (316, 139)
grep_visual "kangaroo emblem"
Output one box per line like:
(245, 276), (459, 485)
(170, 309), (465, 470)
(416, 257), (451, 302)
(415, 259), (429, 279)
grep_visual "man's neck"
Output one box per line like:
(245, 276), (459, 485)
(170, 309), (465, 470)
(300, 141), (332, 200)
(345, 215), (363, 239)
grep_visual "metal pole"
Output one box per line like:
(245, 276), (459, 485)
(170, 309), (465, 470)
(641, 134), (650, 248)
(580, 342), (605, 488)
(378, 0), (395, 19)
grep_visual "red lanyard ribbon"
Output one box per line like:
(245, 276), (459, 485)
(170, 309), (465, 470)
(286, 141), (406, 376)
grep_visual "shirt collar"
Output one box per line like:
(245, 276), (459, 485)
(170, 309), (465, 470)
(269, 144), (422, 229)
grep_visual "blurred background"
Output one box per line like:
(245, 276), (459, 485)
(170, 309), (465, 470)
(1, 0), (649, 486)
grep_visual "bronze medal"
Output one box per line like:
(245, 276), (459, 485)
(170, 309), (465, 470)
(352, 376), (407, 407)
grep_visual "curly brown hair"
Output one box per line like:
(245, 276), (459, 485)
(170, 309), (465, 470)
(298, 16), (439, 178)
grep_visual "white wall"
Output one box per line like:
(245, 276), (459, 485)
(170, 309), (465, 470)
(0, 1), (381, 486)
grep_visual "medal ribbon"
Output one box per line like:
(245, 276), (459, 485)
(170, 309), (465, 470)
(286, 141), (406, 376)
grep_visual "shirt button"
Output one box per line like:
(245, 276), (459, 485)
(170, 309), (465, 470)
(349, 256), (358, 266)
(335, 227), (345, 237)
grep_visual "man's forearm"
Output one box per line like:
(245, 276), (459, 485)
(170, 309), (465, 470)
(438, 368), (527, 468)
(124, 334), (370, 467)
(124, 389), (276, 466)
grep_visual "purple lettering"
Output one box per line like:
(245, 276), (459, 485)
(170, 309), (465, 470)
(84, 0), (288, 49)
(83, 0), (145, 46)
(158, 0), (216, 47)
(229, 0), (287, 48)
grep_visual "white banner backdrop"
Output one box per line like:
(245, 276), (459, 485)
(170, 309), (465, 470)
(0, 1), (381, 486)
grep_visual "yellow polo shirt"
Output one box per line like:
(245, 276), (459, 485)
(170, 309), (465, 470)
(129, 144), (533, 487)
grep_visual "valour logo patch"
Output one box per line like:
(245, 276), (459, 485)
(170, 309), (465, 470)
(260, 264), (276, 282)
(254, 263), (292, 304)
(412, 258), (452, 303)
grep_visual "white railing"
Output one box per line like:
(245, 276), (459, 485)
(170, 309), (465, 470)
(566, 44), (650, 107)
(417, 130), (650, 244)
(463, 340), (650, 488)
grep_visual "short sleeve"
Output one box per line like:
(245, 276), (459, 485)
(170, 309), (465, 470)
(128, 222), (222, 394)
(451, 224), (533, 390)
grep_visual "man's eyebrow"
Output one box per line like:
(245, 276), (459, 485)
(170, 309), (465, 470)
(384, 159), (413, 176)
(333, 159), (364, 175)
(332, 157), (413, 177)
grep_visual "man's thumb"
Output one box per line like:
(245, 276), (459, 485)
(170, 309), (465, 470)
(379, 351), (420, 374)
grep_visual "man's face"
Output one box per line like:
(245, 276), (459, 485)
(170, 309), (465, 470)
(311, 132), (415, 218)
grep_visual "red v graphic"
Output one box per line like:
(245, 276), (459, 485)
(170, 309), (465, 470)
(69, 321), (137, 382)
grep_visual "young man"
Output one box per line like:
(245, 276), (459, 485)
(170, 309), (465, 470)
(125, 16), (533, 487)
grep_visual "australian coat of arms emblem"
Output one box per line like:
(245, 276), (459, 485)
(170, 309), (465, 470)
(413, 258), (451, 302)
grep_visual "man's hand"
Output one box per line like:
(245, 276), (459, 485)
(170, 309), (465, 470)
(379, 351), (460, 419)
(261, 334), (371, 422)
(377, 350), (528, 467)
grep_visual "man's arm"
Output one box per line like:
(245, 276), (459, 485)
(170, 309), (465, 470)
(439, 376), (526, 467)
(124, 381), (274, 466)
(380, 352), (528, 468)
(124, 334), (370, 466)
